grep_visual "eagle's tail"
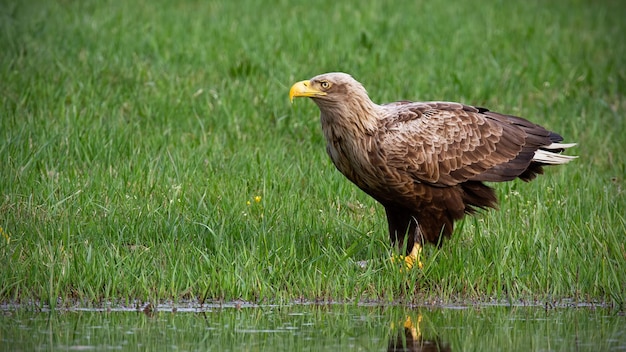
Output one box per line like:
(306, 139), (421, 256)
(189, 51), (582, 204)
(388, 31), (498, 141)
(533, 143), (578, 165)
(514, 133), (577, 181)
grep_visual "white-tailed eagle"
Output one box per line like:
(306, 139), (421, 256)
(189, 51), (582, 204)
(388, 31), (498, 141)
(289, 72), (576, 268)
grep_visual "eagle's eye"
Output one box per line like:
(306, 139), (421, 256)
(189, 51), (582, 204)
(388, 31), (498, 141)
(320, 80), (331, 89)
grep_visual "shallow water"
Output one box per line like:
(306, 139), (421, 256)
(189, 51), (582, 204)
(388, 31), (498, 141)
(1, 303), (624, 351)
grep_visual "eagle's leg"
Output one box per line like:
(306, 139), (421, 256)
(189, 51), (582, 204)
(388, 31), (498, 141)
(385, 206), (424, 270)
(404, 241), (423, 270)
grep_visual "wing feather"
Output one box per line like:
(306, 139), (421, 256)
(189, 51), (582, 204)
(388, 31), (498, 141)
(377, 102), (546, 186)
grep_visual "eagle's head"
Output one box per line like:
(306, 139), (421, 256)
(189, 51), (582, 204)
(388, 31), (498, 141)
(289, 72), (378, 132)
(289, 72), (369, 108)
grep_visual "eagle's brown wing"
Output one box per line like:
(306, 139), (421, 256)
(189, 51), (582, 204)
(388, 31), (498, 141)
(378, 101), (555, 187)
(373, 101), (557, 244)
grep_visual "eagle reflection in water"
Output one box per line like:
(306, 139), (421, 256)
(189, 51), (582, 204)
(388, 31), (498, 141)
(388, 315), (451, 352)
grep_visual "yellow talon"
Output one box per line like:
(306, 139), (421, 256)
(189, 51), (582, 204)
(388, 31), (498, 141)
(392, 243), (423, 270)
(405, 243), (424, 269)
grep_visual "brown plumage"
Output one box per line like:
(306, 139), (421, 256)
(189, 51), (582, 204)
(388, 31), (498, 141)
(289, 72), (576, 258)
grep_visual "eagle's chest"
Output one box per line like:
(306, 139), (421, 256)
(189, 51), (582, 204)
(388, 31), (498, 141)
(324, 129), (382, 191)
(326, 140), (354, 176)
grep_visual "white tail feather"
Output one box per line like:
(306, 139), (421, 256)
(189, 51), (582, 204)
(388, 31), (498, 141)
(533, 149), (578, 164)
(545, 142), (578, 150)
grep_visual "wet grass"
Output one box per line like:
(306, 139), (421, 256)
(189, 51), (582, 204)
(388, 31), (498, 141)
(1, 0), (625, 309)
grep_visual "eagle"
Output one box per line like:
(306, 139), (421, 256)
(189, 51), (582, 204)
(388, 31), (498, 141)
(289, 72), (576, 268)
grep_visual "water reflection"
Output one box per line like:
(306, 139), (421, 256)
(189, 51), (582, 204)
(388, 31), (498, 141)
(0, 303), (624, 351)
(388, 315), (451, 352)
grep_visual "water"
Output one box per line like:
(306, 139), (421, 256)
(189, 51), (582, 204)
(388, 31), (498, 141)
(1, 303), (624, 351)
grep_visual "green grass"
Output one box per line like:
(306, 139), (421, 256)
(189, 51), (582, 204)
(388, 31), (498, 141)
(1, 0), (624, 309)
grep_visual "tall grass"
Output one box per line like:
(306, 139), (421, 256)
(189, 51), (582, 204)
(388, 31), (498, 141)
(1, 0), (624, 308)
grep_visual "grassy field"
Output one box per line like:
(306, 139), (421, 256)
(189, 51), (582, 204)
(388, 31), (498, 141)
(1, 0), (624, 309)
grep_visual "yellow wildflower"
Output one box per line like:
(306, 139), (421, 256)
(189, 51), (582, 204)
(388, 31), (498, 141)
(0, 227), (9, 244)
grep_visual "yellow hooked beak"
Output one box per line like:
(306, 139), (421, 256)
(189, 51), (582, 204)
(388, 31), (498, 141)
(289, 80), (327, 102)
